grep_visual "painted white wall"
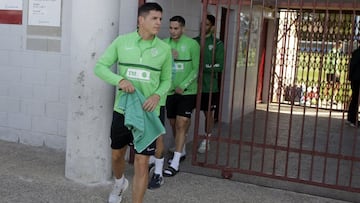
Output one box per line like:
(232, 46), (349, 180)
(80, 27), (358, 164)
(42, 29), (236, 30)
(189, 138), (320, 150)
(0, 0), (71, 150)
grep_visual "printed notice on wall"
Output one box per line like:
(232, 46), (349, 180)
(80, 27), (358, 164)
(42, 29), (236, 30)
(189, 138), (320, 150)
(0, 0), (23, 10)
(28, 0), (61, 27)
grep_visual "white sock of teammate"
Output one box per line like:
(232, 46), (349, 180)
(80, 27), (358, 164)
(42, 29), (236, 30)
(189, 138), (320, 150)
(154, 157), (164, 176)
(170, 152), (181, 170)
(149, 155), (156, 165)
(115, 175), (125, 186)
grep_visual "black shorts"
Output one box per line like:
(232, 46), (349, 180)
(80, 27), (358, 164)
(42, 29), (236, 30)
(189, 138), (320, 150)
(200, 92), (219, 111)
(166, 94), (196, 119)
(159, 106), (165, 125)
(110, 111), (156, 155)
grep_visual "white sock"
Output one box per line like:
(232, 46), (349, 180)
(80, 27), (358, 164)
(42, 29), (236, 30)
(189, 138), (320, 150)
(115, 175), (124, 185)
(154, 157), (164, 176)
(181, 145), (186, 156)
(170, 152), (181, 170)
(149, 155), (155, 165)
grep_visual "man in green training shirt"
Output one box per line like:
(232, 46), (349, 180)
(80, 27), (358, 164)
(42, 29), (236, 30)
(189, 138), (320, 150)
(160, 16), (200, 177)
(94, 3), (172, 203)
(194, 14), (225, 154)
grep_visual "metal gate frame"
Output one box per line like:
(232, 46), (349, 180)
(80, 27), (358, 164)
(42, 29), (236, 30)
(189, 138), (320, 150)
(193, 0), (360, 200)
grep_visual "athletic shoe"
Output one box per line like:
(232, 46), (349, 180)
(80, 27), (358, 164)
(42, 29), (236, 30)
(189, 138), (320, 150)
(197, 140), (210, 153)
(349, 122), (358, 128)
(346, 120), (359, 128)
(108, 178), (129, 203)
(147, 173), (164, 189)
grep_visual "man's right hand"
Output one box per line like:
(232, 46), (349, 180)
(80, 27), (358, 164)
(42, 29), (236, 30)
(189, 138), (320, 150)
(119, 79), (135, 93)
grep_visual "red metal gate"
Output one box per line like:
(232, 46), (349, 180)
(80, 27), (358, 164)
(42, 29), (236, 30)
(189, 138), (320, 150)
(193, 0), (360, 200)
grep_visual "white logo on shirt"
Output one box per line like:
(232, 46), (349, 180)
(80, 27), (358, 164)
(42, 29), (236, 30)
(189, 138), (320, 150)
(175, 62), (184, 70)
(151, 48), (158, 57)
(126, 68), (151, 81)
(181, 45), (186, 52)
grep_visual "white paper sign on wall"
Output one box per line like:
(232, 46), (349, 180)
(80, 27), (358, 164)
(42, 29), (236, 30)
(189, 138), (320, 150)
(0, 0), (23, 10)
(28, 0), (61, 27)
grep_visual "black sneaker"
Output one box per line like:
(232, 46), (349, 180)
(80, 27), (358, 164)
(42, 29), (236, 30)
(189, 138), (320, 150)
(346, 120), (359, 128)
(148, 173), (164, 189)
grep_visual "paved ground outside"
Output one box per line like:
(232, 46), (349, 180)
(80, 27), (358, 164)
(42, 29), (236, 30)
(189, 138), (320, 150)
(0, 140), (354, 203)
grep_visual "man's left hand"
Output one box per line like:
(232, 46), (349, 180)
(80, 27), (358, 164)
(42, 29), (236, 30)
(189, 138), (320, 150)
(143, 94), (160, 112)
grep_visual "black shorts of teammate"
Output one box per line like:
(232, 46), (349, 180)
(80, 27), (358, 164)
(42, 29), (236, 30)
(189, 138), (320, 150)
(166, 94), (196, 119)
(110, 111), (157, 155)
(159, 106), (165, 125)
(200, 92), (219, 111)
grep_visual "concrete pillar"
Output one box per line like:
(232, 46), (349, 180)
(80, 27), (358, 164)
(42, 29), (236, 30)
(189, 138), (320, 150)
(65, 0), (121, 184)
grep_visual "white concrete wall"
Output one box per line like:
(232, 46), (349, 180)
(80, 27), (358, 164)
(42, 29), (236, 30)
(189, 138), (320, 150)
(149, 0), (201, 39)
(0, 0), (71, 150)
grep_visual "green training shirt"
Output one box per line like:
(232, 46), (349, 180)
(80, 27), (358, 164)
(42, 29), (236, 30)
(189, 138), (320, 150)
(194, 34), (224, 93)
(163, 35), (200, 95)
(94, 31), (172, 115)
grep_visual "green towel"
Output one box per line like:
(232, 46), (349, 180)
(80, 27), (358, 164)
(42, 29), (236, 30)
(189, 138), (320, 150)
(118, 89), (165, 153)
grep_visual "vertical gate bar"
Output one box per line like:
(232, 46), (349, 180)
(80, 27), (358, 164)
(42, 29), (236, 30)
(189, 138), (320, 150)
(261, 0), (280, 172)
(309, 6), (330, 182)
(260, 0), (280, 173)
(203, 2), (222, 164)
(247, 0), (257, 171)
(193, 0), (209, 163)
(322, 2), (344, 185)
(321, 0), (331, 185)
(284, 0), (294, 177)
(204, 1), (221, 163)
(226, 0), (244, 169)
(296, 0), (306, 179)
(272, 7), (289, 176)
(284, 1), (298, 178)
(233, 0), (249, 168)
(335, 8), (352, 185)
(214, 0), (232, 166)
(307, 5), (315, 182)
(250, 0), (266, 171)
(313, 0), (330, 183)
(241, 0), (262, 171)
(346, 2), (358, 187)
(333, 6), (349, 187)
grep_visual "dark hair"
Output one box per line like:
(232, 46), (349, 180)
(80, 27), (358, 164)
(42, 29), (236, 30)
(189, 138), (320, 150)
(170, 16), (185, 26)
(138, 2), (163, 17)
(207, 14), (216, 26)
